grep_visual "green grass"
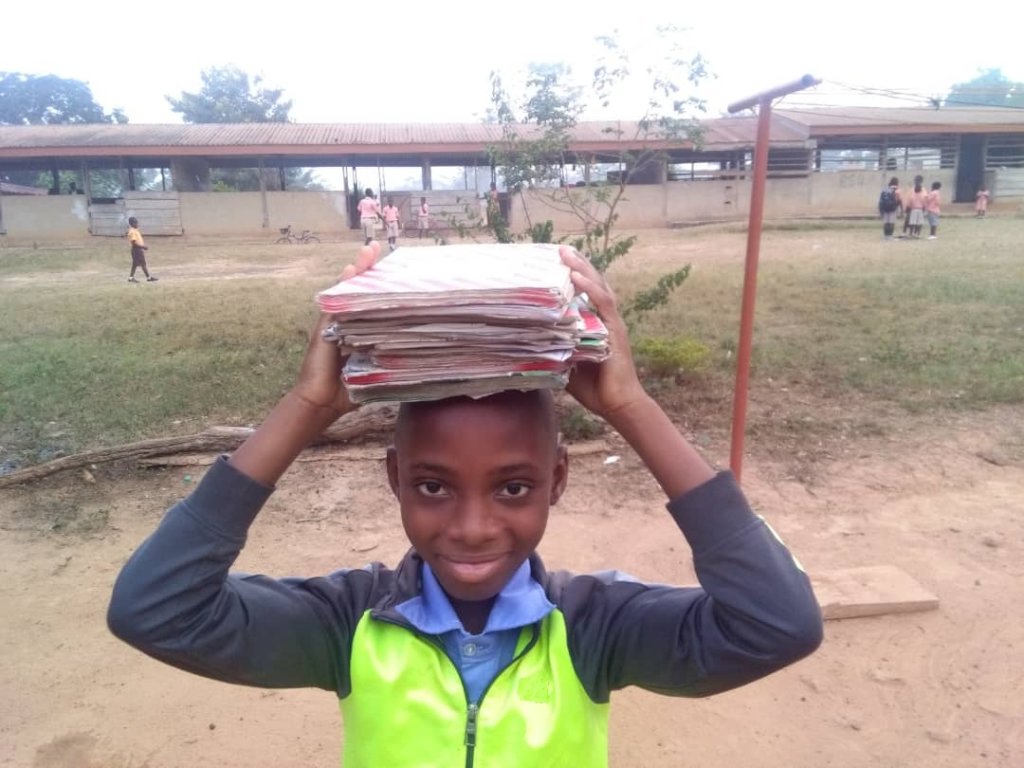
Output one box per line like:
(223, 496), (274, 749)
(614, 217), (1024, 412)
(0, 243), (336, 466)
(1, 220), (1022, 467)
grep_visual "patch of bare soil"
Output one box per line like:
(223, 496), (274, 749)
(2, 403), (1022, 768)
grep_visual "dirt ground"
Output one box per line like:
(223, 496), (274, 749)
(2, 233), (1023, 767)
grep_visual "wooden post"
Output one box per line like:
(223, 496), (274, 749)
(160, 168), (167, 191)
(257, 157), (269, 229)
(421, 157), (432, 191)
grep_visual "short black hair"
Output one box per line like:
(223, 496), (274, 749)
(128, 217), (138, 227)
(395, 389), (558, 451)
(931, 181), (942, 190)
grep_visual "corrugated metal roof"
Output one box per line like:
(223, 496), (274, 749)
(0, 117), (810, 156)
(777, 106), (1024, 130)
(6, 107), (1017, 160)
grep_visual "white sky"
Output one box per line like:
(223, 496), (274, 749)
(3, 0), (1021, 126)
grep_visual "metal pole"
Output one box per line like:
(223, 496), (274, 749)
(727, 75), (819, 483)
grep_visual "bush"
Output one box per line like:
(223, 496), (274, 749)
(634, 337), (711, 379)
(558, 403), (606, 441)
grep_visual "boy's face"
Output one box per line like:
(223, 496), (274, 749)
(387, 394), (567, 604)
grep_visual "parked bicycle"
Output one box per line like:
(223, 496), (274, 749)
(275, 224), (320, 244)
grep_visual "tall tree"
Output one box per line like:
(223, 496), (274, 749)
(0, 72), (129, 191)
(166, 65), (292, 123)
(166, 65), (319, 190)
(0, 72), (127, 125)
(946, 68), (1024, 108)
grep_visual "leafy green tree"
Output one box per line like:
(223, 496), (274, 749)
(167, 65), (320, 190)
(0, 72), (131, 191)
(167, 65), (292, 123)
(946, 68), (1024, 108)
(0, 72), (126, 125)
(485, 28), (709, 322)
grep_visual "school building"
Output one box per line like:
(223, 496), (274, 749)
(0, 107), (1021, 240)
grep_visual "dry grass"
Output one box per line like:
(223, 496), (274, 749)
(1, 219), (1022, 470)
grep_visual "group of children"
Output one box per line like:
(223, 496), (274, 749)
(879, 176), (992, 240)
(357, 188), (431, 250)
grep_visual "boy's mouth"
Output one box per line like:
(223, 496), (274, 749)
(439, 555), (506, 582)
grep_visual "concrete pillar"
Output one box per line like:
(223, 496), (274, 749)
(659, 158), (669, 221)
(258, 158), (269, 229)
(421, 157), (433, 191)
(81, 161), (93, 199)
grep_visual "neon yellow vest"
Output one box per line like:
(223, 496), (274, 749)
(340, 609), (609, 767)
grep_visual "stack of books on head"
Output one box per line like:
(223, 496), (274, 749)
(316, 243), (609, 403)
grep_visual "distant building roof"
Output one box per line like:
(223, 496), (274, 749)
(777, 106), (1024, 135)
(1, 107), (1019, 167)
(0, 117), (811, 163)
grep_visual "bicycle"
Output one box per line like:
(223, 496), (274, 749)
(275, 224), (321, 244)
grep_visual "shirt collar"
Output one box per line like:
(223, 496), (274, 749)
(395, 559), (554, 636)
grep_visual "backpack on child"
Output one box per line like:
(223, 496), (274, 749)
(879, 188), (899, 213)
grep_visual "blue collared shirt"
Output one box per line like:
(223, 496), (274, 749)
(395, 560), (554, 703)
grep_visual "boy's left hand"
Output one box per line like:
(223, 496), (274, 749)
(559, 246), (647, 423)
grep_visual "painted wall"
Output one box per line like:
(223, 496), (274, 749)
(0, 169), (992, 240)
(0, 194), (90, 238)
(507, 169), (961, 231)
(179, 191), (349, 235)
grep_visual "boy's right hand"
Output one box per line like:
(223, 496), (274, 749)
(292, 243), (380, 416)
(228, 244), (380, 486)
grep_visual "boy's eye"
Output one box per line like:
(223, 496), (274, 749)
(498, 481), (532, 499)
(415, 481), (448, 498)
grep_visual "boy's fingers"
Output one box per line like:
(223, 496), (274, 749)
(338, 244), (379, 282)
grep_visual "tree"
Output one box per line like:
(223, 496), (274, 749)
(945, 68), (1024, 109)
(0, 72), (127, 125)
(484, 28), (708, 323)
(167, 65), (319, 190)
(167, 65), (292, 123)
(0, 72), (129, 191)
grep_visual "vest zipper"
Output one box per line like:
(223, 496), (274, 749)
(375, 614), (542, 768)
(463, 623), (540, 768)
(464, 702), (479, 768)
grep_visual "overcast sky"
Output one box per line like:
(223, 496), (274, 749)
(4, 0), (1021, 126)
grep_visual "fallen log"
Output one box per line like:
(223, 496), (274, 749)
(0, 404), (397, 489)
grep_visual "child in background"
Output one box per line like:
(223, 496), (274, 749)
(382, 196), (401, 252)
(126, 217), (157, 283)
(905, 179), (927, 239)
(357, 188), (381, 246)
(925, 181), (942, 240)
(901, 174), (924, 237)
(878, 177), (902, 239)
(418, 196), (430, 238)
(975, 186), (990, 217)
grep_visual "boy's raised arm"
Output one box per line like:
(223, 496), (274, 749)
(558, 246), (822, 700)
(108, 251), (379, 693)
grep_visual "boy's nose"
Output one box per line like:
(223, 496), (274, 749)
(449, 500), (497, 545)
